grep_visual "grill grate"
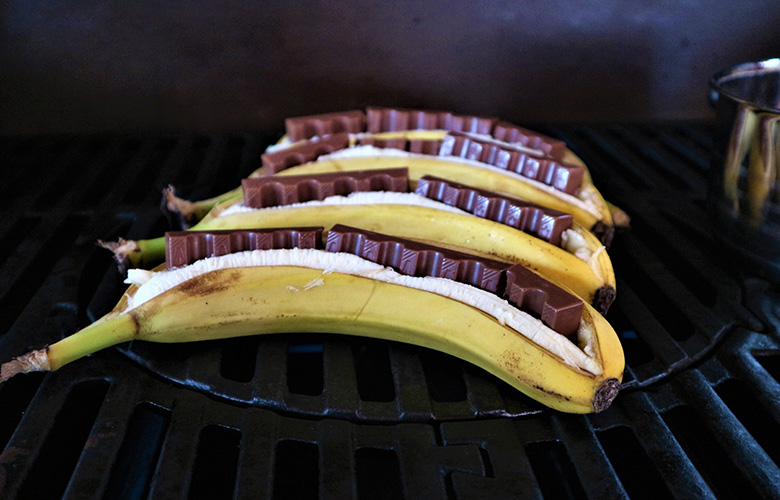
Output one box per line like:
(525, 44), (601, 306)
(1, 125), (779, 499)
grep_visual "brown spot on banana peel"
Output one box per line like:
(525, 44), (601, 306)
(128, 310), (142, 338)
(173, 269), (239, 297)
(532, 384), (572, 402)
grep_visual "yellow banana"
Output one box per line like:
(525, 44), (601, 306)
(165, 129), (615, 243)
(0, 250), (623, 413)
(108, 192), (616, 312)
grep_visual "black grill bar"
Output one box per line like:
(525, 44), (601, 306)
(1, 125), (780, 499)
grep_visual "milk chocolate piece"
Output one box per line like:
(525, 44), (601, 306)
(356, 136), (442, 155)
(242, 168), (409, 208)
(326, 224), (583, 337)
(415, 176), (573, 246)
(503, 264), (583, 338)
(285, 110), (367, 142)
(326, 224), (507, 293)
(439, 132), (585, 195)
(491, 121), (568, 158)
(165, 227), (323, 268)
(366, 107), (496, 135)
(261, 133), (351, 173)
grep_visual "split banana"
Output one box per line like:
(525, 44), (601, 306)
(109, 189), (616, 312)
(0, 245), (624, 413)
(164, 109), (617, 246)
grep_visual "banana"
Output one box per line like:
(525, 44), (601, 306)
(107, 191), (616, 312)
(0, 248), (624, 413)
(165, 128), (615, 244)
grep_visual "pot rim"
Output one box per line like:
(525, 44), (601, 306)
(710, 58), (780, 113)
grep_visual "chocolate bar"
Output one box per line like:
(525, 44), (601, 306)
(261, 133), (351, 173)
(325, 224), (507, 293)
(439, 132), (585, 195)
(284, 110), (367, 142)
(503, 264), (583, 338)
(366, 107), (496, 135)
(165, 227), (323, 268)
(241, 168), (409, 208)
(414, 176), (573, 246)
(326, 224), (583, 337)
(356, 136), (442, 155)
(491, 121), (568, 158)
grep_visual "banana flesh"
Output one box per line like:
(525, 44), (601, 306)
(110, 192), (616, 311)
(0, 250), (624, 413)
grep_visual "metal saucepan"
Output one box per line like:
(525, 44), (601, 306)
(709, 58), (780, 282)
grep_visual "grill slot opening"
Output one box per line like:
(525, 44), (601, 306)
(0, 216), (88, 339)
(715, 378), (780, 466)
(188, 424), (241, 500)
(611, 241), (696, 341)
(628, 215), (717, 307)
(0, 138), (74, 205)
(605, 303), (654, 367)
(420, 350), (467, 402)
(32, 138), (110, 211)
(286, 341), (325, 395)
(75, 138), (143, 208)
(273, 439), (319, 500)
(609, 127), (698, 192)
(754, 350), (780, 385)
(0, 217), (41, 270)
(0, 372), (45, 451)
(659, 209), (718, 260)
(17, 379), (109, 500)
(662, 404), (760, 498)
(355, 447), (405, 500)
(570, 130), (655, 191)
(219, 337), (259, 383)
(477, 446), (495, 478)
(597, 425), (673, 499)
(524, 440), (587, 500)
(104, 402), (171, 500)
(353, 341), (396, 402)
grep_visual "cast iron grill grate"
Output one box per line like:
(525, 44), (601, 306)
(0, 124), (779, 499)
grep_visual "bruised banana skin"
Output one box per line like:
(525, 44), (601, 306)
(112, 200), (616, 310)
(0, 266), (624, 413)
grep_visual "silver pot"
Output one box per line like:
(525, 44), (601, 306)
(709, 58), (780, 281)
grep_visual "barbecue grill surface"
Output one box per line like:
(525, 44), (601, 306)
(1, 124), (779, 499)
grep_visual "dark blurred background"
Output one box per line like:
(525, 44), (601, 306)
(2, 0), (780, 135)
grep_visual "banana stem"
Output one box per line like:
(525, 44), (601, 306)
(0, 312), (139, 382)
(165, 185), (244, 228)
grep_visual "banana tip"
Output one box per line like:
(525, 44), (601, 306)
(591, 222), (615, 248)
(592, 378), (621, 412)
(594, 286), (617, 315)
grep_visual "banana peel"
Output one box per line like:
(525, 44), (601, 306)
(106, 195), (616, 313)
(0, 251), (623, 414)
(164, 130), (616, 245)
